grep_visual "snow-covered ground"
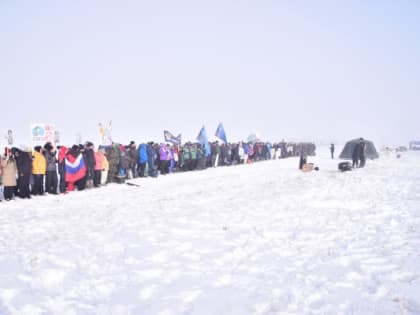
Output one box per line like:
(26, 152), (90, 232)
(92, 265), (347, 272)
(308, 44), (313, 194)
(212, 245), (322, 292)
(1, 147), (420, 315)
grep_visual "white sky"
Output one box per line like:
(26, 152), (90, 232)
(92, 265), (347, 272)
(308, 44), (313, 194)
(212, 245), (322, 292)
(1, 1), (419, 147)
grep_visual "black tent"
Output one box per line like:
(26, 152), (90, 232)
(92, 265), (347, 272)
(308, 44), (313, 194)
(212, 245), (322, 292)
(339, 138), (379, 160)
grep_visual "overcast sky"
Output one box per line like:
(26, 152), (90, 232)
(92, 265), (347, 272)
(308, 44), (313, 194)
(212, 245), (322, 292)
(1, 0), (419, 147)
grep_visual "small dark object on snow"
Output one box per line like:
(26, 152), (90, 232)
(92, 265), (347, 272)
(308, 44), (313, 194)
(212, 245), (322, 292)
(314, 167), (319, 171)
(338, 162), (352, 172)
(115, 176), (126, 184)
(126, 182), (141, 187)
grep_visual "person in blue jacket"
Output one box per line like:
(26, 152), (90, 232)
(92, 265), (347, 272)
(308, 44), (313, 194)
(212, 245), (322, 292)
(137, 143), (148, 177)
(146, 142), (158, 177)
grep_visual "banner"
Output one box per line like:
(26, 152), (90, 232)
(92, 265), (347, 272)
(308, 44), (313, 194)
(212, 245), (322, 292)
(196, 126), (211, 157)
(215, 122), (227, 143)
(54, 130), (60, 144)
(2, 129), (14, 147)
(163, 130), (181, 145)
(99, 121), (113, 145)
(31, 123), (55, 146)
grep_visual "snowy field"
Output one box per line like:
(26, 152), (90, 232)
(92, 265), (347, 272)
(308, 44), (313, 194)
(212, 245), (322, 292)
(1, 147), (420, 315)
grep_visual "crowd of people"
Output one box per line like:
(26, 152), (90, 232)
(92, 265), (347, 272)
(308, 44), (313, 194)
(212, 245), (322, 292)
(0, 139), (316, 202)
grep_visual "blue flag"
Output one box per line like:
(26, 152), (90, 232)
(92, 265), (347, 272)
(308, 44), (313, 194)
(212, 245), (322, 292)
(215, 122), (227, 143)
(164, 130), (182, 145)
(196, 126), (211, 157)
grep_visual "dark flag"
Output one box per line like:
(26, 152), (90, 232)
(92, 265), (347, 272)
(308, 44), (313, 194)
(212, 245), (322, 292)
(164, 130), (181, 145)
(215, 122), (227, 143)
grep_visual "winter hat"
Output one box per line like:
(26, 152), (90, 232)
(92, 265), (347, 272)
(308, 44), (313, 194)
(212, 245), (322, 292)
(44, 142), (53, 151)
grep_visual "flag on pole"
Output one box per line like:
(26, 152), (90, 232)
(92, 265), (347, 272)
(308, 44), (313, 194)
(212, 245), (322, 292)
(196, 126), (211, 157)
(99, 123), (105, 144)
(163, 130), (182, 145)
(99, 121), (113, 145)
(215, 122), (227, 143)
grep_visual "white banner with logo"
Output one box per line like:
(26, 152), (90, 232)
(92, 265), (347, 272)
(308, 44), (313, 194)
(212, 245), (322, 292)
(31, 123), (55, 146)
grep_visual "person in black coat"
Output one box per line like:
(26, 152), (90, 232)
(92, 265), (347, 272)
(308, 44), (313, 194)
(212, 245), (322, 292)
(83, 142), (96, 188)
(57, 146), (68, 194)
(127, 141), (138, 178)
(330, 143), (335, 159)
(11, 147), (32, 198)
(299, 153), (307, 170)
(352, 143), (360, 168)
(358, 139), (366, 168)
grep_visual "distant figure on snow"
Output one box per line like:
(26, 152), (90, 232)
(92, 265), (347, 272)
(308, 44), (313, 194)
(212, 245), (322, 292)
(330, 143), (335, 159)
(299, 153), (307, 170)
(352, 142), (360, 168)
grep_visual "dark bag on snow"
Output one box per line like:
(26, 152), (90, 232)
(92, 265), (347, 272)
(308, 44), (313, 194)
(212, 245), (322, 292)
(338, 162), (352, 172)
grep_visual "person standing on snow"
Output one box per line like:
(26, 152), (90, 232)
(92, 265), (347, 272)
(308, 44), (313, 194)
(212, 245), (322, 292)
(106, 143), (120, 183)
(93, 148), (103, 187)
(127, 141), (138, 178)
(137, 143), (147, 177)
(99, 148), (109, 185)
(330, 143), (335, 159)
(299, 153), (307, 170)
(0, 148), (17, 201)
(352, 142), (360, 168)
(32, 146), (46, 195)
(12, 147), (32, 199)
(358, 138), (366, 168)
(57, 146), (68, 193)
(146, 142), (157, 177)
(159, 143), (170, 175)
(44, 142), (58, 194)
